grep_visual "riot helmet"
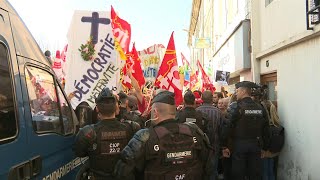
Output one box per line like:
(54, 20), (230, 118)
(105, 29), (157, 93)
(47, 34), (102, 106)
(95, 87), (116, 104)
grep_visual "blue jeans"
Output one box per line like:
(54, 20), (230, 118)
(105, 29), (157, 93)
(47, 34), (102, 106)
(263, 158), (275, 180)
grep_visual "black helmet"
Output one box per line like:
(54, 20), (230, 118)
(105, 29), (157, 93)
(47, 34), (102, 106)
(95, 87), (116, 104)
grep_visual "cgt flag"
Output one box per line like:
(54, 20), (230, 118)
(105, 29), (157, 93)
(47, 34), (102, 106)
(155, 32), (183, 105)
(111, 6), (131, 59)
(197, 60), (216, 92)
(122, 43), (145, 89)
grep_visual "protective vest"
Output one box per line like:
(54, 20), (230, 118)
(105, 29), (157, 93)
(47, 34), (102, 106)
(233, 100), (265, 139)
(145, 123), (203, 180)
(177, 107), (205, 131)
(88, 121), (131, 177)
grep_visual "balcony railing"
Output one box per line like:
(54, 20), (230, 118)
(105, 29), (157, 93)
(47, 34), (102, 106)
(307, 0), (320, 30)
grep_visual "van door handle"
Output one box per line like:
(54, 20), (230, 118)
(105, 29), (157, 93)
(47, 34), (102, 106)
(8, 161), (31, 180)
(30, 156), (42, 176)
(8, 156), (42, 180)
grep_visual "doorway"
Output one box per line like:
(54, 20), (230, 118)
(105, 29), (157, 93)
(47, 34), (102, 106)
(261, 72), (277, 107)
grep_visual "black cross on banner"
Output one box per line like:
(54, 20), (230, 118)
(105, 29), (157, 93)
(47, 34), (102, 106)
(81, 12), (111, 45)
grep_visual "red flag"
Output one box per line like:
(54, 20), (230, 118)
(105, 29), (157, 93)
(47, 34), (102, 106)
(121, 51), (134, 89)
(155, 32), (183, 105)
(131, 43), (145, 87)
(111, 6), (131, 53)
(121, 44), (145, 88)
(190, 70), (198, 89)
(181, 52), (190, 67)
(121, 60), (132, 89)
(197, 60), (216, 93)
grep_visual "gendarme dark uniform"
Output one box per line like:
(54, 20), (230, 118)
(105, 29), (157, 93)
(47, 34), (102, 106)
(73, 88), (140, 180)
(176, 107), (207, 131)
(222, 81), (270, 180)
(117, 91), (145, 128)
(114, 91), (214, 180)
(176, 91), (207, 132)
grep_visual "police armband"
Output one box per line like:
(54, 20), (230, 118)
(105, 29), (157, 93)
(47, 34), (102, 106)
(79, 125), (97, 144)
(73, 125), (96, 157)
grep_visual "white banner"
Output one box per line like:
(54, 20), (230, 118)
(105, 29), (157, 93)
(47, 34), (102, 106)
(65, 11), (119, 109)
(137, 44), (165, 83)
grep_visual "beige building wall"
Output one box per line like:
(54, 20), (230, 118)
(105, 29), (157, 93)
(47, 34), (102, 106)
(259, 0), (308, 52)
(189, 0), (254, 90)
(211, 0), (253, 90)
(252, 0), (320, 179)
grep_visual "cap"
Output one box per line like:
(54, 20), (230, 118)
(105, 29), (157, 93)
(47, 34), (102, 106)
(151, 90), (175, 105)
(184, 90), (195, 103)
(235, 81), (256, 89)
(95, 87), (116, 104)
(193, 91), (203, 104)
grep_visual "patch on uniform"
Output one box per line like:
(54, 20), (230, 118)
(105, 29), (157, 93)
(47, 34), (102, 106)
(244, 109), (263, 115)
(101, 141), (126, 154)
(101, 131), (127, 140)
(165, 150), (193, 164)
(185, 118), (196, 123)
(164, 171), (187, 180)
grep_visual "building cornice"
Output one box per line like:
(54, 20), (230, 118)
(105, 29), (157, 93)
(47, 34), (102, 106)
(256, 25), (320, 60)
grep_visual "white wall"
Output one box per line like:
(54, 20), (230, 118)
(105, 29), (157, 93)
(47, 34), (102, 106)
(259, 0), (307, 51)
(213, 0), (249, 51)
(260, 36), (320, 179)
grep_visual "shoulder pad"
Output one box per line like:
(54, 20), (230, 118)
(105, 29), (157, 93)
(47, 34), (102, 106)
(131, 121), (141, 133)
(184, 122), (211, 148)
(123, 120), (141, 133)
(79, 124), (96, 141)
(229, 102), (238, 109)
(184, 122), (205, 135)
(133, 129), (150, 143)
(227, 102), (239, 114)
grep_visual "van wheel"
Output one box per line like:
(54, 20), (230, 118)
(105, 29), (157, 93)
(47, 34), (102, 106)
(76, 161), (90, 180)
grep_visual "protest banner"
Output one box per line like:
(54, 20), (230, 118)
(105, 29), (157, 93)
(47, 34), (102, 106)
(138, 44), (166, 83)
(65, 11), (119, 108)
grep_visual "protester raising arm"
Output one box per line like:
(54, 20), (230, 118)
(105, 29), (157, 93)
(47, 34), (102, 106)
(127, 67), (143, 104)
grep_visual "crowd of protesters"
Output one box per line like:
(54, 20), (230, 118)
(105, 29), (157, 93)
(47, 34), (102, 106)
(73, 67), (284, 180)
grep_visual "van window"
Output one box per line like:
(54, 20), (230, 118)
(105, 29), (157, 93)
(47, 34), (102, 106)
(25, 66), (61, 134)
(0, 43), (17, 142)
(25, 66), (75, 135)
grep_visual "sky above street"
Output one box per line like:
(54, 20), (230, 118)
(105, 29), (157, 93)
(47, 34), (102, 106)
(8, 0), (192, 64)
